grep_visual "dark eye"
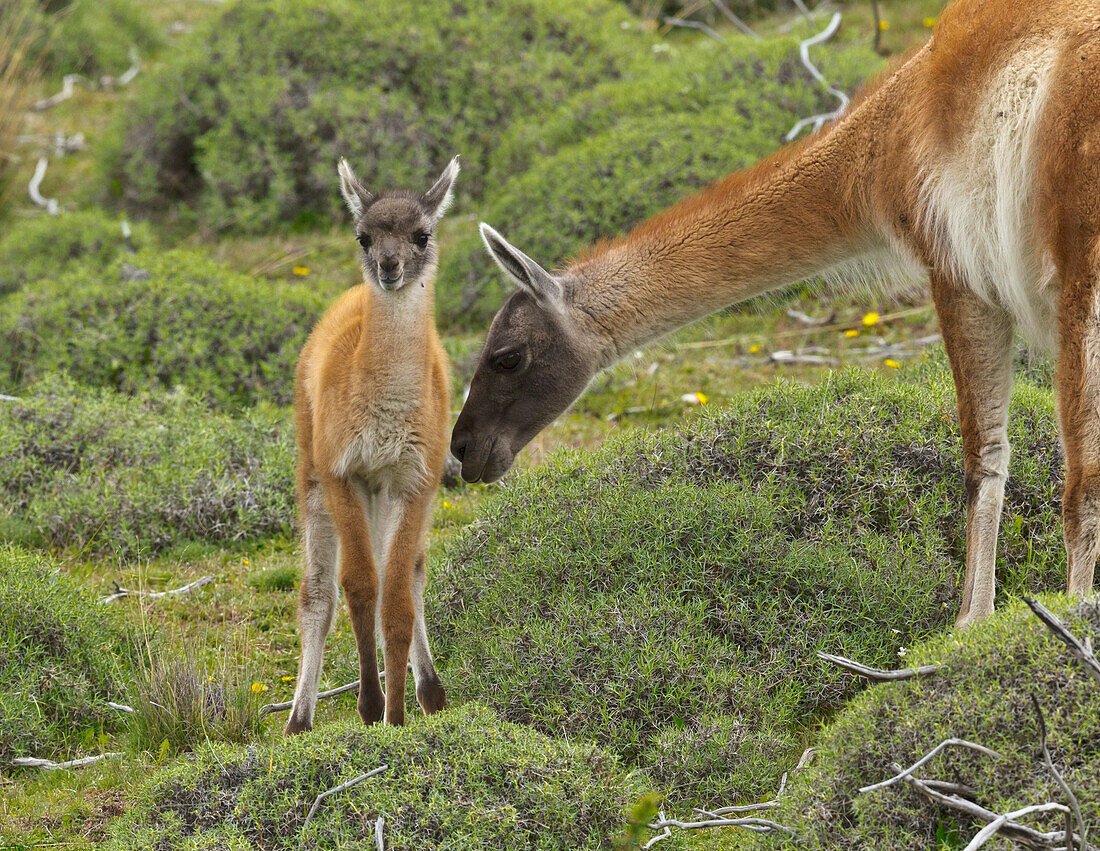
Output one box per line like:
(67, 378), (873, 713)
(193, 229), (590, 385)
(415, 232), (430, 248)
(492, 351), (523, 372)
(357, 233), (371, 251)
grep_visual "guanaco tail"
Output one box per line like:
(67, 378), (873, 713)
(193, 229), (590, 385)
(285, 157), (458, 733)
(452, 0), (1100, 628)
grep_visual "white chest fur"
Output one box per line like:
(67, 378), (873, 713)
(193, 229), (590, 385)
(332, 388), (430, 494)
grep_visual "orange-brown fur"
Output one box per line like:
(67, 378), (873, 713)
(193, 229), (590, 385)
(285, 161), (454, 732)
(455, 0), (1100, 627)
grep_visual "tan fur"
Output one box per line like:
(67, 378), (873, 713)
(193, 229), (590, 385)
(455, 0), (1100, 627)
(285, 164), (453, 733)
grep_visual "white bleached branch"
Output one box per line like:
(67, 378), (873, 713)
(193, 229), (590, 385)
(28, 158), (59, 215)
(98, 575), (214, 604)
(818, 651), (941, 682)
(859, 738), (1001, 795)
(13, 752), (123, 770)
(300, 765), (388, 835)
(786, 12), (850, 141)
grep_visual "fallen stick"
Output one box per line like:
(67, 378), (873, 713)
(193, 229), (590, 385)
(710, 0), (758, 37)
(33, 73), (85, 111)
(108, 701), (134, 714)
(818, 651), (941, 682)
(99, 575), (214, 604)
(301, 764), (388, 835)
(787, 308), (833, 326)
(786, 12), (850, 141)
(13, 752), (123, 770)
(859, 738), (1001, 794)
(643, 811), (671, 849)
(28, 158), (59, 215)
(374, 816), (385, 851)
(259, 675), (383, 717)
(662, 16), (725, 42)
(1032, 694), (1089, 850)
(1024, 597), (1100, 686)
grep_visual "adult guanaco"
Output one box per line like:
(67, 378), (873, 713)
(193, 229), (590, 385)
(452, 0), (1100, 628)
(284, 157), (457, 733)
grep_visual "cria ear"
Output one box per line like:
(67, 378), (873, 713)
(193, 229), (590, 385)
(337, 158), (374, 219)
(479, 222), (564, 311)
(422, 156), (460, 221)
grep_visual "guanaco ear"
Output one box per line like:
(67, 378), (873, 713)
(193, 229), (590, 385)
(337, 158), (374, 219)
(422, 156), (460, 222)
(479, 222), (564, 311)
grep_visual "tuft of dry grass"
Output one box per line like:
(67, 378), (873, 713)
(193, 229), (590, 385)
(0, 0), (40, 214)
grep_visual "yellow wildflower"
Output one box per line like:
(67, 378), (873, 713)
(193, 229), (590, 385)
(292, 266), (310, 276)
(878, 19), (890, 30)
(923, 17), (936, 27)
(749, 344), (761, 353)
(884, 359), (900, 369)
(442, 500), (452, 509)
(695, 392), (708, 404)
(862, 311), (880, 327)
(280, 675), (295, 683)
(844, 329), (859, 338)
(251, 682), (268, 693)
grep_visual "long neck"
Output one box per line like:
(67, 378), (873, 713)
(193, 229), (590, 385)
(569, 111), (883, 362)
(355, 274), (437, 374)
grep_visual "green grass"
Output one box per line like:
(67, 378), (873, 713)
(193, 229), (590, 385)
(101, 703), (651, 851)
(0, 544), (136, 766)
(425, 362), (1067, 804)
(0, 374), (295, 557)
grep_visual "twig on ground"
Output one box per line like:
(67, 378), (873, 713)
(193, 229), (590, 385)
(648, 773), (796, 842)
(818, 651), (941, 682)
(662, 16), (724, 42)
(1024, 597), (1100, 686)
(301, 765), (388, 837)
(786, 12), (850, 141)
(260, 677), (385, 717)
(33, 74), (85, 111)
(709, 0), (758, 37)
(643, 812), (671, 849)
(99, 575), (214, 604)
(28, 157), (59, 215)
(795, 747), (816, 770)
(374, 815), (385, 851)
(108, 701), (134, 714)
(1032, 693), (1089, 850)
(963, 803), (1074, 851)
(13, 752), (123, 770)
(859, 739), (1001, 794)
(0, 394), (21, 402)
(769, 349), (839, 366)
(787, 308), (834, 326)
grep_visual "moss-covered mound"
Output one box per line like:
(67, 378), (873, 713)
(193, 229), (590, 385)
(428, 364), (1066, 803)
(752, 598), (1100, 850)
(0, 247), (325, 407)
(103, 0), (644, 233)
(0, 374), (295, 557)
(439, 36), (880, 327)
(103, 704), (649, 850)
(0, 209), (154, 297)
(0, 545), (135, 765)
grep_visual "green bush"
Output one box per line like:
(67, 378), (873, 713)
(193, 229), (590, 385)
(0, 544), (136, 764)
(754, 597), (1100, 850)
(427, 364), (1067, 803)
(0, 374), (295, 557)
(102, 703), (649, 850)
(103, 0), (645, 232)
(0, 247), (325, 406)
(35, 0), (161, 77)
(0, 208), (154, 297)
(439, 36), (880, 327)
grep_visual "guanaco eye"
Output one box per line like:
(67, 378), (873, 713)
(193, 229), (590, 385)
(357, 233), (371, 251)
(492, 351), (522, 372)
(415, 232), (430, 248)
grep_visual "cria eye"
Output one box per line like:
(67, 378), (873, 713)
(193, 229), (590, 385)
(415, 232), (430, 248)
(493, 351), (522, 372)
(357, 234), (371, 250)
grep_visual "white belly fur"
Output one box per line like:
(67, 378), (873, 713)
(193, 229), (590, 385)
(921, 39), (1061, 351)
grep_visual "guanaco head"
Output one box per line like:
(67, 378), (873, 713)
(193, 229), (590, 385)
(338, 156), (459, 292)
(450, 224), (606, 483)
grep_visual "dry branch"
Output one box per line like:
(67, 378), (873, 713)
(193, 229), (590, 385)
(662, 16), (725, 42)
(33, 73), (85, 111)
(1032, 694), (1089, 850)
(13, 752), (123, 770)
(300, 764), (388, 836)
(709, 0), (758, 37)
(859, 738), (1001, 794)
(259, 677), (385, 718)
(818, 651), (941, 682)
(643, 811), (671, 849)
(28, 157), (59, 215)
(648, 773), (796, 841)
(108, 701), (134, 713)
(1024, 597), (1100, 686)
(374, 815), (385, 851)
(787, 308), (834, 326)
(786, 12), (850, 141)
(98, 575), (214, 604)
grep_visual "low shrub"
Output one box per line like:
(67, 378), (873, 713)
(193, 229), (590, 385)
(439, 36), (880, 327)
(103, 0), (645, 232)
(0, 374), (295, 557)
(428, 363), (1067, 803)
(754, 597), (1100, 850)
(34, 0), (161, 77)
(0, 247), (325, 407)
(0, 544), (136, 764)
(102, 703), (649, 850)
(0, 208), (154, 297)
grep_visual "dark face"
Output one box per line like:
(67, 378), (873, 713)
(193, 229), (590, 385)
(451, 291), (599, 483)
(354, 196), (435, 292)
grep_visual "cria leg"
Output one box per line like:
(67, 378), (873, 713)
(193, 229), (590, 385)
(931, 270), (1015, 628)
(285, 482), (339, 735)
(410, 551), (447, 715)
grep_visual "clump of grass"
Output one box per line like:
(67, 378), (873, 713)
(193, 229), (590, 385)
(128, 650), (265, 758)
(247, 563), (298, 592)
(755, 597), (1100, 851)
(0, 0), (40, 214)
(428, 360), (1067, 804)
(0, 545), (136, 765)
(103, 703), (650, 850)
